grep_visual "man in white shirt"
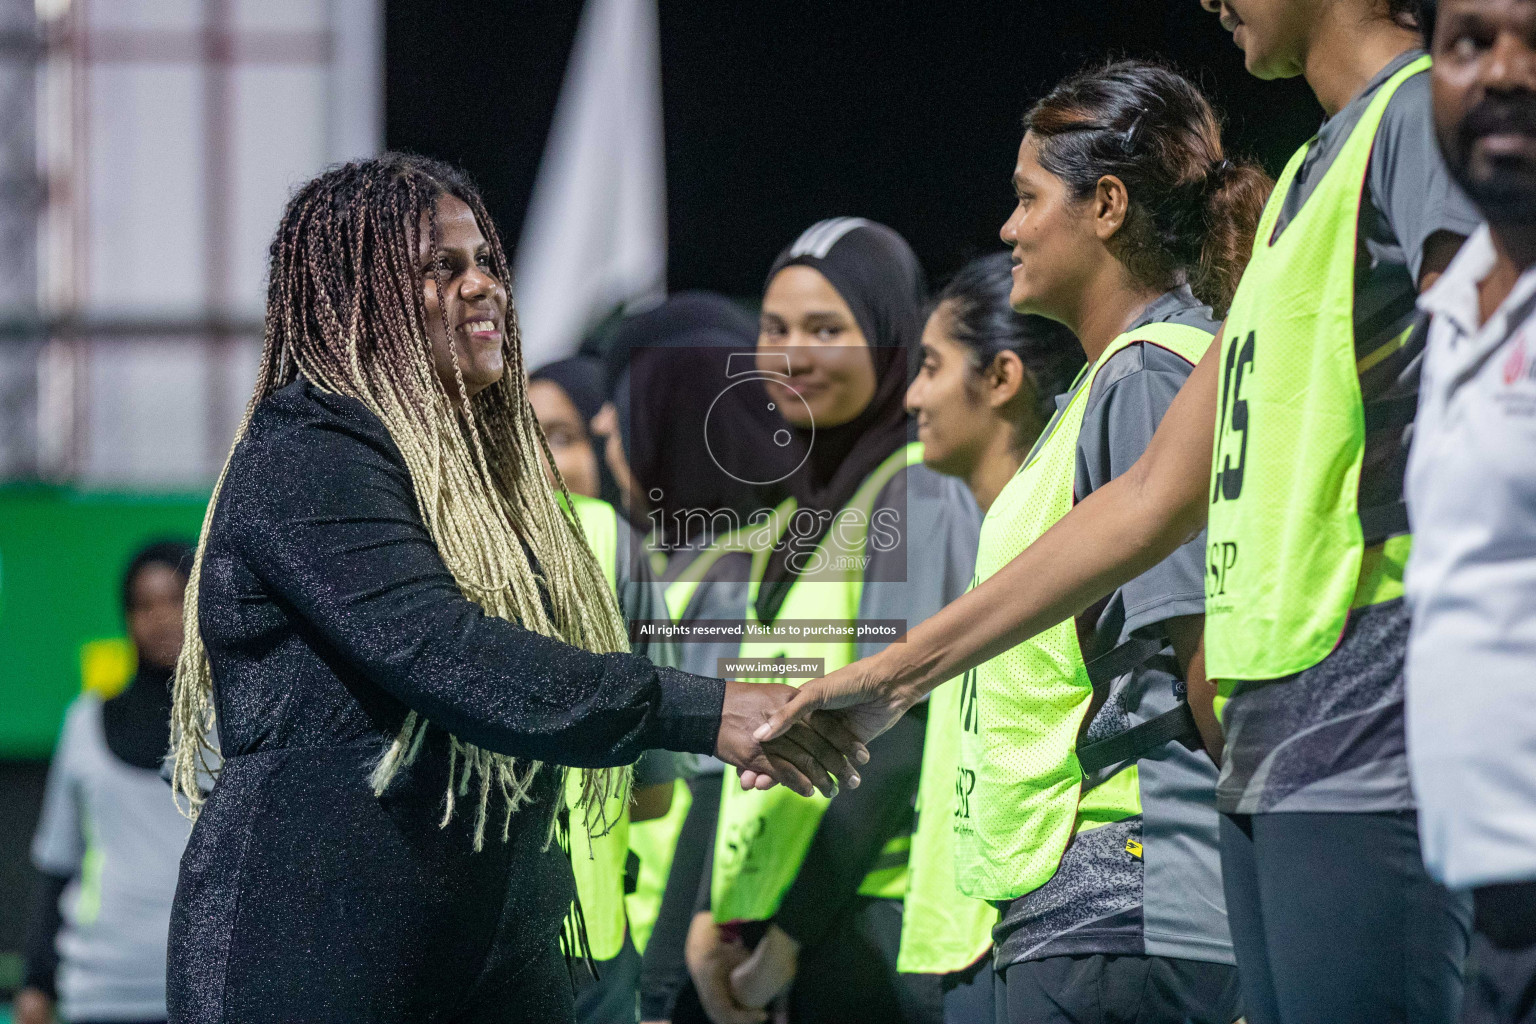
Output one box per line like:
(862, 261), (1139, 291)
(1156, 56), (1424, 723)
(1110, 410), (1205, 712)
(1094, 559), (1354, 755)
(1409, 1), (1536, 1020)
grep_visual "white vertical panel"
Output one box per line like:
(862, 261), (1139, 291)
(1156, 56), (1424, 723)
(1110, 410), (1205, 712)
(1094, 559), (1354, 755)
(84, 63), (206, 315)
(230, 0), (324, 32)
(47, 0), (383, 487)
(326, 0), (382, 163)
(512, 0), (667, 368)
(229, 65), (326, 315)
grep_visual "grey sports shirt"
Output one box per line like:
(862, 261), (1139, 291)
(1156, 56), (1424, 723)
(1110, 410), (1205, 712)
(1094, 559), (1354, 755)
(996, 289), (1232, 969)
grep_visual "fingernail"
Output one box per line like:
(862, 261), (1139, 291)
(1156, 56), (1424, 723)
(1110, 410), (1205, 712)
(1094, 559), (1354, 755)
(849, 772), (860, 788)
(856, 748), (870, 764)
(753, 724), (771, 740)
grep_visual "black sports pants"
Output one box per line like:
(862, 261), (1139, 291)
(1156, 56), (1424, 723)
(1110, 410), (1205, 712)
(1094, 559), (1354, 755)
(1461, 880), (1536, 1024)
(1220, 811), (1470, 1024)
(999, 953), (1240, 1024)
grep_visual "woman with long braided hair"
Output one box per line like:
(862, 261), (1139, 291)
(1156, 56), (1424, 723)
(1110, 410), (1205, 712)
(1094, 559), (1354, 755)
(165, 153), (863, 1023)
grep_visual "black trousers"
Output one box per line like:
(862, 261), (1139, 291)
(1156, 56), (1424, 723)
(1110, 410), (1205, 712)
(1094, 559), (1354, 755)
(789, 897), (942, 1024)
(941, 953), (995, 1024)
(575, 936), (641, 1024)
(999, 954), (1239, 1024)
(1220, 811), (1471, 1024)
(1462, 881), (1536, 1024)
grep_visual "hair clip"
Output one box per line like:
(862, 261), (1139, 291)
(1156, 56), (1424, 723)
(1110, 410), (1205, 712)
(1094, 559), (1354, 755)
(1120, 108), (1148, 154)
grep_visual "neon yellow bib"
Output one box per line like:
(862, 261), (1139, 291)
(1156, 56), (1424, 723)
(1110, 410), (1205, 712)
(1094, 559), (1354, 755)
(956, 323), (1212, 901)
(1205, 57), (1427, 681)
(712, 444), (921, 922)
(565, 769), (631, 960)
(897, 671), (998, 973)
(561, 493), (627, 958)
(625, 777), (693, 955)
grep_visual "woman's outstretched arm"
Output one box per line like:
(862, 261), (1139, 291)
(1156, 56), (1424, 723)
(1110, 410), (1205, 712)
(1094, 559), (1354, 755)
(224, 405), (860, 795)
(754, 336), (1222, 749)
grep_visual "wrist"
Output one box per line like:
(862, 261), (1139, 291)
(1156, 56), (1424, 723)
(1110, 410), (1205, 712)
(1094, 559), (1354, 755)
(871, 641), (931, 704)
(765, 922), (802, 958)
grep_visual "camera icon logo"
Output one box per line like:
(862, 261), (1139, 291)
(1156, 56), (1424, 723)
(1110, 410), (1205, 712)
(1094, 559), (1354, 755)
(705, 352), (812, 486)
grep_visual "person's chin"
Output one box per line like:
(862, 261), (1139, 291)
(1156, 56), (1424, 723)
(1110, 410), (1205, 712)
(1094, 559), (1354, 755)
(476, 358), (506, 386)
(920, 443), (954, 474)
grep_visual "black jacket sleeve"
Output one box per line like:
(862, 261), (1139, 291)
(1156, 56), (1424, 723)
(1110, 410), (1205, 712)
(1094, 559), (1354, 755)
(227, 409), (724, 766)
(771, 710), (925, 948)
(22, 870), (70, 998)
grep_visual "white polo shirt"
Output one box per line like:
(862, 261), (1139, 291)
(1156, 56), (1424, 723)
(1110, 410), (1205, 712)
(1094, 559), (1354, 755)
(1407, 223), (1536, 890)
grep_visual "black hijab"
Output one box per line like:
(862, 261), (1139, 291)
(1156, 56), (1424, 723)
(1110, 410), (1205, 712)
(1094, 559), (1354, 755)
(530, 355), (606, 423)
(106, 540), (193, 771)
(606, 292), (800, 543)
(528, 355), (624, 509)
(754, 218), (927, 625)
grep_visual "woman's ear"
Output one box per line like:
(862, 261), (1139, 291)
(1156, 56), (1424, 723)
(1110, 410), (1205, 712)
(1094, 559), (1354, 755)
(1093, 174), (1131, 242)
(986, 350), (1028, 411)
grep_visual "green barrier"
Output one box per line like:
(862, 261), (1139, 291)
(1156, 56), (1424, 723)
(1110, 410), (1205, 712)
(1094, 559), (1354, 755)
(0, 485), (208, 757)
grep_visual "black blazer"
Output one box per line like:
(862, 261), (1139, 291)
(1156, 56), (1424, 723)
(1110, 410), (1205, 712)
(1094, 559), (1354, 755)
(167, 376), (722, 1024)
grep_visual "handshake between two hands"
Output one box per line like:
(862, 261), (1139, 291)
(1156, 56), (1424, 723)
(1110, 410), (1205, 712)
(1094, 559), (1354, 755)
(712, 667), (916, 798)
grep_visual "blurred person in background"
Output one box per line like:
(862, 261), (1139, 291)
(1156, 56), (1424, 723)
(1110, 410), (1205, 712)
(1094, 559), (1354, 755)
(529, 355), (610, 501)
(530, 353), (692, 1024)
(17, 540), (195, 1024)
(575, 292), (800, 1024)
(686, 218), (980, 1024)
(589, 292), (799, 561)
(898, 253), (1083, 1024)
(163, 154), (860, 1024)
(1408, 1), (1536, 1020)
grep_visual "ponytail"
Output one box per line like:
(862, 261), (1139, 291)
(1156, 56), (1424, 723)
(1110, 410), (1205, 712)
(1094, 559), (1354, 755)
(1194, 159), (1272, 315)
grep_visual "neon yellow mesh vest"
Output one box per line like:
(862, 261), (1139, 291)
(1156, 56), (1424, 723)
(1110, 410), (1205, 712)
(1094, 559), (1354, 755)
(897, 670), (997, 973)
(956, 323), (1212, 901)
(626, 777), (693, 955)
(663, 525), (763, 622)
(1205, 57), (1427, 682)
(712, 443), (921, 922)
(561, 493), (630, 959)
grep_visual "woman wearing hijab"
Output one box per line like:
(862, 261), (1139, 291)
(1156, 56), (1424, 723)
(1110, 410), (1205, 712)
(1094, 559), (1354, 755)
(685, 219), (981, 1024)
(529, 355), (610, 502)
(570, 293), (800, 1024)
(591, 292), (799, 561)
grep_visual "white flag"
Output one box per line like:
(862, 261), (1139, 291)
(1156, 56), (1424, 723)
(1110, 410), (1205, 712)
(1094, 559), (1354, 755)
(512, 0), (667, 370)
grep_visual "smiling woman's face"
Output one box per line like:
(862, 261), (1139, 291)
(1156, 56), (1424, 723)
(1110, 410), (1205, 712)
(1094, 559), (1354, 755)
(757, 265), (877, 430)
(420, 194), (508, 399)
(1200, 0), (1313, 81)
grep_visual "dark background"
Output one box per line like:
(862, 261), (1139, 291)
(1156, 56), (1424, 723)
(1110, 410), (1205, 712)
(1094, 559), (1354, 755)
(386, 0), (1323, 299)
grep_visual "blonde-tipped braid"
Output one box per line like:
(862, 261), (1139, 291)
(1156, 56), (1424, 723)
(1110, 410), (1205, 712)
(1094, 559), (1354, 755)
(172, 156), (632, 850)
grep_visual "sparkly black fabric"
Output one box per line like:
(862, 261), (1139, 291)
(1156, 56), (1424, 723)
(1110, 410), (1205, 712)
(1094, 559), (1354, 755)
(167, 377), (725, 1024)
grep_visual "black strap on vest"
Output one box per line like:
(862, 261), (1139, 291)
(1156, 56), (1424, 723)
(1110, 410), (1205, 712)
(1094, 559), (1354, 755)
(1077, 702), (1201, 776)
(1359, 500), (1411, 544)
(1083, 635), (1165, 688)
(1075, 635), (1202, 780)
